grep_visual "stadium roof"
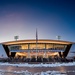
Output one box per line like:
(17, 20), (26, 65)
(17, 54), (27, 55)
(2, 39), (74, 45)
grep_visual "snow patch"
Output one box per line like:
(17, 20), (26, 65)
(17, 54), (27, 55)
(0, 70), (67, 75)
(0, 62), (75, 67)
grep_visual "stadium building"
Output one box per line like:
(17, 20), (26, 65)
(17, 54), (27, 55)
(0, 30), (75, 61)
(0, 39), (75, 61)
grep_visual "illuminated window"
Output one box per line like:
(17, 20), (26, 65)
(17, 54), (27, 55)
(46, 44), (54, 49)
(21, 44), (28, 49)
(29, 43), (45, 49)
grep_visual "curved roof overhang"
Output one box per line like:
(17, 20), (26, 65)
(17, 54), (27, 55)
(2, 39), (74, 45)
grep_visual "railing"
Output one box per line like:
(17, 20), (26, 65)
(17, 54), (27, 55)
(10, 49), (64, 52)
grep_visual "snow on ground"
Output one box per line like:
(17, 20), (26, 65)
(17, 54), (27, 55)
(0, 62), (75, 67)
(0, 70), (67, 75)
(1, 62), (75, 75)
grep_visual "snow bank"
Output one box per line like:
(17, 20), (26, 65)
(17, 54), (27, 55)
(0, 70), (67, 75)
(0, 62), (75, 67)
(34, 71), (67, 75)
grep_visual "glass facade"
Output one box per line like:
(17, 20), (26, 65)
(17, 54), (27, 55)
(8, 43), (67, 50)
(8, 43), (67, 58)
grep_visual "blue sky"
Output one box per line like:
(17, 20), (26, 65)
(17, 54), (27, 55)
(0, 0), (75, 42)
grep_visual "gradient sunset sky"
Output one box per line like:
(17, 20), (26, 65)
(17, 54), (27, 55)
(0, 0), (75, 42)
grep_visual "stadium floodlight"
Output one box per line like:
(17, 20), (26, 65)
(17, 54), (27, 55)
(56, 35), (61, 40)
(14, 36), (19, 41)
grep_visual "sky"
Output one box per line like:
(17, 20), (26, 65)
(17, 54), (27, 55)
(0, 0), (75, 42)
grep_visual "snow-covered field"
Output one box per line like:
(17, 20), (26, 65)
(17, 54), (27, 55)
(0, 62), (75, 75)
(0, 70), (67, 75)
(0, 62), (75, 67)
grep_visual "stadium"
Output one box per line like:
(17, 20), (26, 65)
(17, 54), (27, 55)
(0, 39), (75, 62)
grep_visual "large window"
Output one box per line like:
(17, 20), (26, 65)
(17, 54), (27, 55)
(21, 44), (28, 49)
(53, 44), (67, 50)
(29, 44), (36, 49)
(46, 43), (67, 50)
(29, 43), (45, 49)
(8, 45), (21, 50)
(46, 44), (54, 49)
(8, 43), (67, 51)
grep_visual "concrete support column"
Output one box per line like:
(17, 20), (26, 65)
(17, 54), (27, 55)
(44, 50), (46, 58)
(45, 43), (46, 49)
(28, 43), (30, 50)
(36, 50), (37, 61)
(27, 50), (30, 58)
(9, 51), (12, 59)
(9, 52), (11, 56)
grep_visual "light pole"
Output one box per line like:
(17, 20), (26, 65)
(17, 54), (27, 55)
(14, 36), (19, 41)
(56, 35), (61, 40)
